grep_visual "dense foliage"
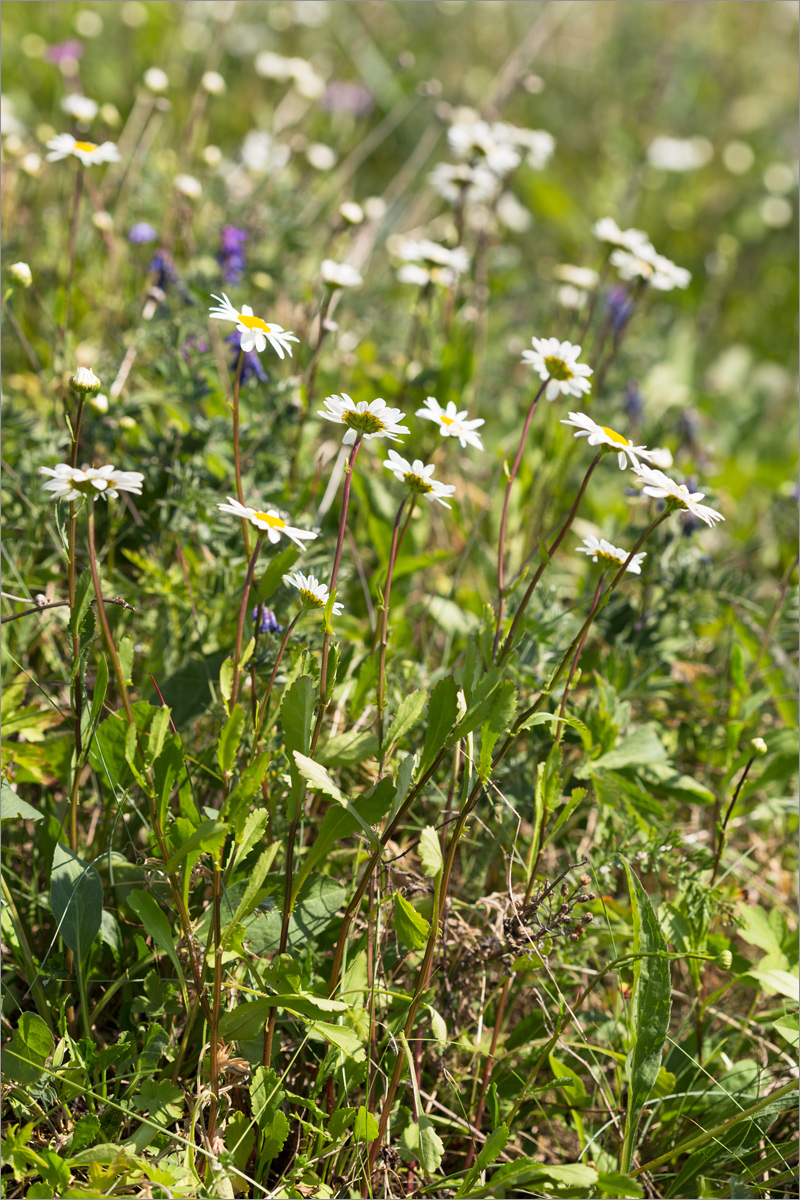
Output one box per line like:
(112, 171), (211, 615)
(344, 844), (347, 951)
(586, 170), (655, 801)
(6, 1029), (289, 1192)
(1, 3), (797, 1198)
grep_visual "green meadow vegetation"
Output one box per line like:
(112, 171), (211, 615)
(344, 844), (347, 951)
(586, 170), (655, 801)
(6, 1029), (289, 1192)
(1, 2), (797, 1197)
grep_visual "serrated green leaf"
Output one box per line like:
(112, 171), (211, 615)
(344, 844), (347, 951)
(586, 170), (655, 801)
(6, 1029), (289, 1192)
(419, 676), (458, 775)
(281, 675), (315, 820)
(354, 1105), (379, 1142)
(394, 892), (430, 950)
(165, 819), (228, 873)
(418, 826), (443, 878)
(455, 1123), (509, 1198)
(118, 634), (134, 686)
(293, 752), (381, 850)
(576, 724), (666, 777)
(219, 656), (234, 716)
(217, 704), (245, 775)
(144, 704), (172, 769)
(381, 689), (426, 756)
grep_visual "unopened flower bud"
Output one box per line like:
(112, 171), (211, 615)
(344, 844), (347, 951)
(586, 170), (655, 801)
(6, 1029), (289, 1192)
(716, 950), (733, 970)
(89, 392), (109, 413)
(8, 262), (32, 288)
(569, 932), (580, 942)
(70, 366), (101, 394)
(579, 874), (591, 886)
(750, 738), (767, 756)
(582, 912), (594, 923)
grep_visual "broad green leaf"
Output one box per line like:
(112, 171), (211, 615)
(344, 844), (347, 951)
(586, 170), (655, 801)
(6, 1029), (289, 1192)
(381, 689), (426, 756)
(257, 544), (298, 602)
(292, 775), (394, 902)
(217, 704), (245, 775)
(597, 1171), (644, 1198)
(394, 892), (430, 950)
(3, 1013), (54, 1086)
(419, 676), (458, 775)
(144, 704), (172, 769)
(518, 710), (593, 752)
(474, 1159), (598, 1197)
(428, 1006), (447, 1050)
(394, 752), (417, 812)
(308, 1020), (365, 1060)
(260, 1110), (291, 1163)
(165, 819), (228, 873)
(772, 1013), (799, 1047)
(548, 1053), (588, 1107)
(1, 781), (43, 822)
(447, 670), (506, 745)
(219, 993), (348, 1041)
(293, 752), (381, 850)
(748, 968), (800, 1001)
(418, 1116), (445, 1174)
(576, 724), (667, 777)
(544, 787), (587, 848)
(118, 634), (134, 686)
(224, 751), (271, 827)
(281, 675), (315, 820)
(219, 656), (233, 715)
(235, 809), (270, 858)
(224, 845), (278, 936)
(620, 858), (672, 1174)
(247, 873), (346, 955)
(317, 730), (379, 766)
(127, 890), (187, 996)
(251, 1065), (284, 1132)
(51, 844), (103, 965)
(354, 1105), (379, 1142)
(455, 1123), (509, 1198)
(225, 1110), (256, 1177)
(418, 826), (443, 878)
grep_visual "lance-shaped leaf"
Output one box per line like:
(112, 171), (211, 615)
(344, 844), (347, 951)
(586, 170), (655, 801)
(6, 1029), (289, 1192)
(293, 752), (381, 850)
(292, 775), (393, 903)
(281, 676), (315, 820)
(51, 844), (103, 966)
(381, 689), (426, 757)
(419, 676), (458, 776)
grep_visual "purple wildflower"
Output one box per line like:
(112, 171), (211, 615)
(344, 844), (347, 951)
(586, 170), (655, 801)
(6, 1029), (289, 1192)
(45, 40), (84, 64)
(218, 225), (248, 286)
(321, 81), (374, 116)
(605, 283), (634, 331)
(253, 606), (283, 634)
(129, 222), (159, 244)
(226, 331), (268, 384)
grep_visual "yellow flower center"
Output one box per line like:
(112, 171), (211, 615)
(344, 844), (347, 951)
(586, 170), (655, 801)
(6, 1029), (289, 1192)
(404, 472), (433, 495)
(300, 588), (325, 609)
(439, 414), (454, 427)
(600, 425), (630, 446)
(342, 409), (386, 435)
(74, 141), (98, 153)
(544, 355), (574, 381)
(596, 550), (623, 567)
(238, 313), (272, 333)
(253, 511), (286, 529)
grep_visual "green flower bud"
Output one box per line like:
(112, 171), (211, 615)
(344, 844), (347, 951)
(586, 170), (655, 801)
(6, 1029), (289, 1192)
(69, 366), (102, 395)
(750, 737), (767, 756)
(716, 950), (733, 970)
(8, 261), (32, 288)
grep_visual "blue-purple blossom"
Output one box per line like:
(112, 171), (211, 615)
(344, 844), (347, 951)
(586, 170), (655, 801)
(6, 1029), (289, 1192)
(45, 40), (83, 63)
(218, 225), (248, 286)
(605, 283), (634, 331)
(252, 606), (283, 634)
(624, 381), (643, 421)
(129, 222), (158, 244)
(226, 331), (268, 384)
(148, 249), (179, 291)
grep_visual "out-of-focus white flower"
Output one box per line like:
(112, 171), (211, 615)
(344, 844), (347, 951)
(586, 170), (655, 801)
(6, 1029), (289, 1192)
(143, 67), (169, 93)
(339, 201), (364, 224)
(283, 570), (343, 613)
(415, 396), (484, 451)
(203, 144), (222, 167)
(560, 411), (653, 469)
(557, 284), (589, 310)
(496, 191), (531, 232)
(428, 160), (498, 206)
(201, 71), (226, 95)
(69, 366), (102, 394)
(240, 129), (290, 176)
(632, 464), (724, 527)
(306, 142), (337, 171)
(39, 462), (144, 502)
(217, 497), (318, 547)
(397, 263), (435, 288)
(592, 217), (651, 253)
(61, 93), (99, 121)
(647, 446), (673, 470)
(522, 338), (593, 401)
(554, 264), (599, 290)
(46, 133), (120, 166)
(254, 51), (325, 97)
(319, 394), (409, 445)
(89, 392), (109, 414)
(576, 535), (646, 574)
(21, 153), (42, 176)
(610, 247), (691, 291)
(321, 260), (363, 289)
(447, 118), (554, 176)
(513, 126), (555, 170)
(209, 293), (299, 358)
(396, 238), (470, 275)
(647, 136), (713, 172)
(7, 262), (32, 288)
(1, 94), (25, 138)
(174, 173), (202, 198)
(750, 737), (768, 756)
(382, 449), (456, 507)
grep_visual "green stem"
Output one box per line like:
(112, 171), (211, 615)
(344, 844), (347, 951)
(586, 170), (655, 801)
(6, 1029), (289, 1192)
(207, 856), (224, 1141)
(709, 753), (756, 886)
(67, 394), (87, 854)
(230, 350), (251, 556)
(229, 536), (263, 710)
(86, 505), (133, 727)
(251, 611), (300, 756)
(1, 875), (53, 1031)
(376, 494), (409, 753)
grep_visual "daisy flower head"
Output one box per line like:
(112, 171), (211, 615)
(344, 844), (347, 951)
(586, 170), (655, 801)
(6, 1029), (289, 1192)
(576, 535), (646, 574)
(592, 217), (652, 254)
(217, 497), (318, 548)
(39, 463), (144, 503)
(208, 293), (299, 359)
(318, 394), (409, 445)
(46, 133), (120, 167)
(283, 571), (343, 615)
(560, 412), (653, 469)
(383, 450), (456, 507)
(69, 365), (102, 394)
(320, 259), (363, 289)
(415, 396), (484, 452)
(632, 464), (724, 527)
(61, 94), (99, 122)
(522, 338), (593, 401)
(610, 247), (691, 291)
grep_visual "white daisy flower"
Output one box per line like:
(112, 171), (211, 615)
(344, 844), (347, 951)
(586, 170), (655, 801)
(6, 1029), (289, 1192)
(554, 264), (599, 290)
(8, 262), (32, 288)
(382, 450), (456, 507)
(61, 94), (99, 122)
(283, 570), (343, 614)
(557, 284), (590, 310)
(45, 133), (120, 167)
(217, 497), (317, 547)
(610, 248), (691, 291)
(632, 465), (724, 527)
(576, 535), (646, 574)
(513, 127), (556, 170)
(647, 447), (674, 470)
(396, 238), (470, 276)
(415, 396), (484, 451)
(318, 394), (409, 446)
(592, 217), (652, 253)
(39, 463), (144, 502)
(521, 338), (593, 401)
(321, 260), (363, 289)
(560, 412), (653, 469)
(208, 293), (300, 359)
(428, 160), (498, 206)
(397, 263), (436, 288)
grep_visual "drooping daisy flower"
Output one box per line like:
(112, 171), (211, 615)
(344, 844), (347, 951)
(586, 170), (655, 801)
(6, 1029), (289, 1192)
(321, 259), (363, 289)
(39, 463), (144, 502)
(592, 217), (652, 253)
(283, 570), (343, 614)
(45, 133), (120, 166)
(632, 465), (724, 527)
(576, 535), (646, 574)
(560, 412), (653, 469)
(415, 396), (484, 451)
(610, 247), (691, 291)
(382, 450), (456, 507)
(217, 497), (318, 547)
(318, 394), (409, 445)
(522, 338), (593, 401)
(208, 293), (299, 359)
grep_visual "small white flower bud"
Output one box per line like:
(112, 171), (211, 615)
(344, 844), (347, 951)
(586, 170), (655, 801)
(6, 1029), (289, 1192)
(70, 366), (102, 394)
(143, 67), (169, 93)
(8, 262), (32, 288)
(750, 737), (767, 756)
(89, 392), (109, 413)
(339, 201), (364, 225)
